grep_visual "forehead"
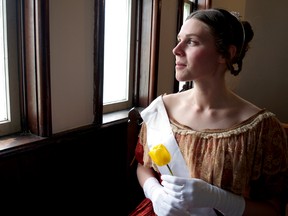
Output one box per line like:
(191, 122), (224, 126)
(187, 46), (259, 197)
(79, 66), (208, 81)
(178, 18), (212, 40)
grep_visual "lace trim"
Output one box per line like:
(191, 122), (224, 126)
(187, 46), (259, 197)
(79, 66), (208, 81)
(171, 110), (276, 139)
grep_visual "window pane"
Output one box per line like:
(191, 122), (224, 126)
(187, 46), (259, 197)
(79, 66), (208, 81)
(179, 1), (192, 91)
(183, 2), (191, 22)
(0, 0), (9, 123)
(103, 0), (131, 105)
(0, 0), (21, 136)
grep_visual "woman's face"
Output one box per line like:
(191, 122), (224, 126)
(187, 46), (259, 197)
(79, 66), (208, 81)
(172, 18), (224, 82)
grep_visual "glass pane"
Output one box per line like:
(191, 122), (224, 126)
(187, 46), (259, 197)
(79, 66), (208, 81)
(183, 2), (191, 22)
(0, 0), (9, 123)
(103, 0), (131, 104)
(179, 2), (192, 91)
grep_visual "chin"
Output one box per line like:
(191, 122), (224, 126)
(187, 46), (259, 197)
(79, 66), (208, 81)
(176, 73), (189, 82)
(176, 76), (187, 82)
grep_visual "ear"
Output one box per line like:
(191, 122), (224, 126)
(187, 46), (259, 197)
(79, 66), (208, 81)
(228, 45), (237, 60)
(218, 54), (226, 64)
(217, 45), (237, 63)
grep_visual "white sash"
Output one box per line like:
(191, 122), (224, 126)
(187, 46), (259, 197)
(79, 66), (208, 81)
(141, 95), (190, 177)
(141, 96), (217, 216)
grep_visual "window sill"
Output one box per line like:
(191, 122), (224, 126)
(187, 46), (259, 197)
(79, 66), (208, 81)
(0, 133), (46, 156)
(102, 107), (143, 125)
(103, 109), (130, 124)
(0, 108), (136, 156)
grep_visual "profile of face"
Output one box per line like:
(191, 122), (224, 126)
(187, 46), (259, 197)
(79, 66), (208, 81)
(175, 8), (254, 78)
(172, 18), (225, 82)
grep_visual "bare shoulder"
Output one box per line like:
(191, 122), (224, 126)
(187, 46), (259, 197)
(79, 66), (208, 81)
(162, 90), (191, 108)
(234, 94), (263, 119)
(232, 96), (263, 122)
(162, 90), (193, 120)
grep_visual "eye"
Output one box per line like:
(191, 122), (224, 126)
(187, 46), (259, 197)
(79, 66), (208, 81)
(176, 37), (199, 47)
(187, 38), (198, 46)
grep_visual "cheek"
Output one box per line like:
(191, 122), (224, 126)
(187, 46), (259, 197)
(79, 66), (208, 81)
(189, 49), (219, 67)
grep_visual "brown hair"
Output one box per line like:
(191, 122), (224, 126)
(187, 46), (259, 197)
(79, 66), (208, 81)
(187, 8), (254, 76)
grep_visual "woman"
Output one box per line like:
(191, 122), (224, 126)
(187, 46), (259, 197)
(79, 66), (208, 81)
(129, 8), (288, 216)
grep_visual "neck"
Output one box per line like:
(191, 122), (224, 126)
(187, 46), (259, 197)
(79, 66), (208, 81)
(190, 82), (233, 110)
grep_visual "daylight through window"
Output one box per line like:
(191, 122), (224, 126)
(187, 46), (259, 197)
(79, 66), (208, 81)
(0, 0), (9, 123)
(103, 0), (131, 105)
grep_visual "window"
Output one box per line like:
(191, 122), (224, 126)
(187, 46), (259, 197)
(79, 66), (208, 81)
(1, 0), (203, 138)
(96, 0), (200, 122)
(177, 0), (196, 92)
(103, 0), (133, 113)
(1, 0), (51, 137)
(0, 0), (8, 122)
(0, 0), (21, 137)
(94, 0), (138, 123)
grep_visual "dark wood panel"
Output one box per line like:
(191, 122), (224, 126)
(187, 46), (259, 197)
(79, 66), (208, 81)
(0, 121), (129, 214)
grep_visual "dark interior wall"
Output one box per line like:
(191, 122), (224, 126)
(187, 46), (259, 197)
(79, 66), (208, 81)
(0, 121), (129, 215)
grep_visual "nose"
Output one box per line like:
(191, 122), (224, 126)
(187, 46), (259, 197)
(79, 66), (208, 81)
(172, 42), (184, 56)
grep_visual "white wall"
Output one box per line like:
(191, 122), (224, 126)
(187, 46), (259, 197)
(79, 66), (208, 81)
(213, 0), (288, 122)
(50, 0), (94, 133)
(212, 0), (246, 18)
(157, 0), (178, 96)
(241, 0), (288, 122)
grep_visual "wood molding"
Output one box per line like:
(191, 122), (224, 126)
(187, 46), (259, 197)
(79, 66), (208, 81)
(19, 0), (52, 136)
(198, 0), (211, 9)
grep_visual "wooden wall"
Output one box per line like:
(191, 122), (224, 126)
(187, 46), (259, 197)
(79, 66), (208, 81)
(0, 121), (132, 215)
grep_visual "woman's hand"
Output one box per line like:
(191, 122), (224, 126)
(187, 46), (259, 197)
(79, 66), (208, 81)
(143, 177), (190, 216)
(161, 175), (245, 216)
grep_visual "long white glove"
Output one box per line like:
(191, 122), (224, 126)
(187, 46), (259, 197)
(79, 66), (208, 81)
(143, 177), (190, 216)
(161, 175), (245, 216)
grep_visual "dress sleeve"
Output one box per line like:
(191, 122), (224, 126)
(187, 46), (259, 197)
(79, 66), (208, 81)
(134, 123), (149, 165)
(249, 116), (288, 201)
(134, 123), (159, 172)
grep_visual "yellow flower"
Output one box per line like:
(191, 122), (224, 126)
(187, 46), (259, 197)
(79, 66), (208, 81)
(148, 144), (173, 175)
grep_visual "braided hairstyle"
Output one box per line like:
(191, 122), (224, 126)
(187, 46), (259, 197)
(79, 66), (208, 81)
(186, 8), (254, 76)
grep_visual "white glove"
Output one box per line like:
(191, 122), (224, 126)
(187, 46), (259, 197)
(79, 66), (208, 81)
(161, 175), (245, 216)
(143, 177), (190, 216)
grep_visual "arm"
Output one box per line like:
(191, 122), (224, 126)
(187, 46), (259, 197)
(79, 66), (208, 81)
(243, 198), (282, 216)
(136, 163), (158, 187)
(242, 118), (288, 215)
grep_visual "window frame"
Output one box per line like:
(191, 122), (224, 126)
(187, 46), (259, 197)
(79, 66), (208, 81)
(0, 0), (51, 138)
(19, 0), (52, 137)
(93, 0), (162, 127)
(94, 0), (209, 120)
(0, 0), (21, 136)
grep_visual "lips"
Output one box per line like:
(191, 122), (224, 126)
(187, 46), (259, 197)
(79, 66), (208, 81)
(176, 61), (186, 66)
(175, 62), (186, 68)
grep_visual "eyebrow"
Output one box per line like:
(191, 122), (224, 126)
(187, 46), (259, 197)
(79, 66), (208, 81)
(177, 33), (199, 39)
